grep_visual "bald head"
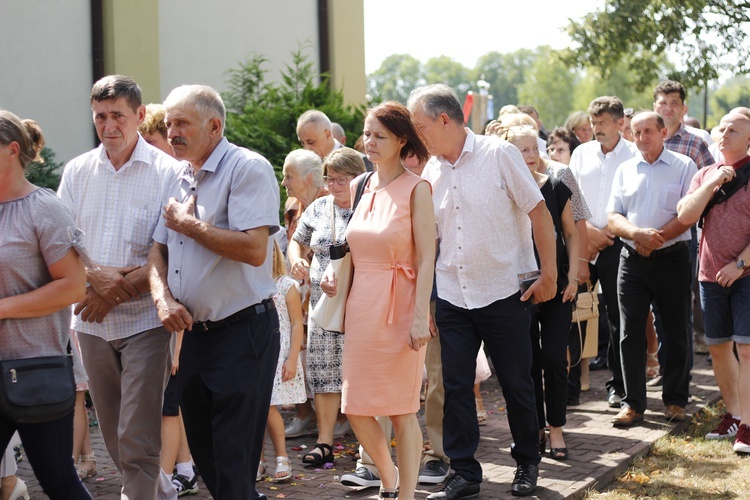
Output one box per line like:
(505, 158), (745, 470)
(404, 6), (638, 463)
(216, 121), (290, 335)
(718, 112), (750, 163)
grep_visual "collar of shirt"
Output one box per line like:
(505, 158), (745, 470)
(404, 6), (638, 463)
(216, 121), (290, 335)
(729, 155), (750, 169)
(667, 122), (688, 141)
(597, 135), (629, 160)
(436, 128), (476, 168)
(96, 134), (156, 172)
(635, 147), (671, 168)
(193, 137), (230, 174)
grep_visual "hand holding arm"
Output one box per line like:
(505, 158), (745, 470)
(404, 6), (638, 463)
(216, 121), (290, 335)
(87, 265), (140, 305)
(74, 287), (114, 323)
(287, 240), (311, 281)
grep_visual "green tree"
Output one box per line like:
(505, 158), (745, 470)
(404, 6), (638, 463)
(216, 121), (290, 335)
(517, 47), (576, 128)
(423, 56), (471, 97)
(563, 0), (750, 90)
(223, 47), (366, 219)
(708, 76), (750, 127)
(571, 59), (665, 113)
(368, 54), (425, 104)
(26, 147), (63, 190)
(471, 49), (537, 113)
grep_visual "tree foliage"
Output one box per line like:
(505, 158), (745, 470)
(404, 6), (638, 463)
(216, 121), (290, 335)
(423, 56), (470, 96)
(470, 49), (536, 111)
(222, 47), (366, 219)
(517, 47), (576, 128)
(368, 54), (425, 104)
(709, 76), (750, 126)
(26, 147), (63, 190)
(563, 0), (750, 89)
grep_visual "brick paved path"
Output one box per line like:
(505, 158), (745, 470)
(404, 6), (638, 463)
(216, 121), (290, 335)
(18, 355), (718, 499)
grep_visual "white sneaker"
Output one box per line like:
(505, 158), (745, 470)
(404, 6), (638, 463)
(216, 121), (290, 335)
(284, 414), (316, 438)
(333, 419), (351, 437)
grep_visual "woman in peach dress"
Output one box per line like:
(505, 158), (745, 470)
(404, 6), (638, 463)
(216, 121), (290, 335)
(323, 101), (435, 500)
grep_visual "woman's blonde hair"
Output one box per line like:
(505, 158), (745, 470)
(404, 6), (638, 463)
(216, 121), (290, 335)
(271, 239), (287, 279)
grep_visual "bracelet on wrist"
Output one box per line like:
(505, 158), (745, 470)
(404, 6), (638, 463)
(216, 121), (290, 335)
(579, 257), (590, 263)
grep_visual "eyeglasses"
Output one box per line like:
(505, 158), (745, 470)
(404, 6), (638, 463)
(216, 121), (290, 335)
(323, 176), (352, 186)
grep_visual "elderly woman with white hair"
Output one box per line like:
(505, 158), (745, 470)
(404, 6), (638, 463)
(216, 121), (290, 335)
(281, 149), (327, 244)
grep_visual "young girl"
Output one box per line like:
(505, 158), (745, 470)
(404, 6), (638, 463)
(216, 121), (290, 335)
(260, 240), (307, 482)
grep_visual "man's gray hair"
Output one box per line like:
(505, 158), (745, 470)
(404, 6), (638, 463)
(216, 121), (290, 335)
(297, 110), (332, 134)
(284, 149), (323, 187)
(164, 85), (226, 133)
(407, 84), (464, 125)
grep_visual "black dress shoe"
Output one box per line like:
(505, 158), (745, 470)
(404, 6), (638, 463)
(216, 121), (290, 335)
(589, 356), (608, 371)
(426, 473), (480, 499)
(511, 464), (538, 497)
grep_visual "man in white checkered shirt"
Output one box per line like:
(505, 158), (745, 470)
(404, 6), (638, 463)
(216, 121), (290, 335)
(58, 75), (182, 500)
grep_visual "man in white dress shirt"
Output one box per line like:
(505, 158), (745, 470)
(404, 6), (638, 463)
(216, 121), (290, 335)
(409, 83), (557, 499)
(569, 96), (638, 410)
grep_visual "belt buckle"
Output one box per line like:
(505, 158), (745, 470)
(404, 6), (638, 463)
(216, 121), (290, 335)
(194, 322), (210, 332)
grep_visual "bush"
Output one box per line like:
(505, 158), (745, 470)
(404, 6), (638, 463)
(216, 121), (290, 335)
(222, 46), (366, 220)
(26, 147), (63, 190)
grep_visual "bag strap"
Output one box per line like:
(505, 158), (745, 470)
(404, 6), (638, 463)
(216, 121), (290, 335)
(699, 159), (750, 228)
(353, 171), (375, 212)
(331, 171), (375, 245)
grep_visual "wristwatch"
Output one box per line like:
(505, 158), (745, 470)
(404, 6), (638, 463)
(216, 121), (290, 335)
(737, 258), (747, 270)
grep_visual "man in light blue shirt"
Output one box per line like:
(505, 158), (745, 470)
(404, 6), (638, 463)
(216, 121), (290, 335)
(607, 111), (696, 427)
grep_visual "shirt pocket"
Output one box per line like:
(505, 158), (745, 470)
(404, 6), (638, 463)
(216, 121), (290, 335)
(127, 201), (161, 248)
(658, 183), (682, 211)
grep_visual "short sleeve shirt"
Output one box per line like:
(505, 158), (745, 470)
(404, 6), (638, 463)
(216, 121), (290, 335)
(422, 130), (543, 309)
(569, 137), (638, 229)
(58, 136), (184, 340)
(154, 138), (280, 322)
(687, 157), (750, 282)
(0, 189), (78, 359)
(608, 148), (696, 248)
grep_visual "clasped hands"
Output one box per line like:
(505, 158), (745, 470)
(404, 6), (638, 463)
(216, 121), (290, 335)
(633, 227), (665, 257)
(74, 265), (140, 323)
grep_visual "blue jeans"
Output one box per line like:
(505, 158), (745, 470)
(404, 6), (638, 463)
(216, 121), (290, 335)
(436, 294), (540, 484)
(0, 412), (91, 499)
(700, 275), (750, 344)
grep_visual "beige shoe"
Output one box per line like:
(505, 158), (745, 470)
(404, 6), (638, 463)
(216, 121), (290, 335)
(612, 407), (644, 427)
(664, 405), (687, 422)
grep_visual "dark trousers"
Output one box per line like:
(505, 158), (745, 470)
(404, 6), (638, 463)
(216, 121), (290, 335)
(178, 307), (280, 500)
(619, 244), (691, 413)
(531, 295), (573, 428)
(590, 240), (625, 396)
(0, 411), (92, 499)
(436, 294), (540, 484)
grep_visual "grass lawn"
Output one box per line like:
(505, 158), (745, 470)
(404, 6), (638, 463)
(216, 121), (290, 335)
(586, 402), (750, 499)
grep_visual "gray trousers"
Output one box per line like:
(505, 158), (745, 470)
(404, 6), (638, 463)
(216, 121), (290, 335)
(79, 328), (176, 500)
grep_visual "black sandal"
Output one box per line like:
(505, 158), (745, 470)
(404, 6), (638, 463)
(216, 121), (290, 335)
(302, 442), (334, 466)
(549, 447), (569, 460)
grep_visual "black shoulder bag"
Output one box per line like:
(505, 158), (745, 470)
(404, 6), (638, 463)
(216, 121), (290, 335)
(699, 160), (750, 228)
(0, 344), (76, 423)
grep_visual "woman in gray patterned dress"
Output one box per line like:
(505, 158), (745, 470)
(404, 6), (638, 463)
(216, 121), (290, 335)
(287, 148), (365, 466)
(0, 110), (91, 498)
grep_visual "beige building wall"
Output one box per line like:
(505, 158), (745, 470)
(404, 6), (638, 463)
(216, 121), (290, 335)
(328, 0), (367, 105)
(102, 0), (162, 104)
(156, 0), (321, 101)
(1, 0), (366, 163)
(0, 0), (94, 164)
